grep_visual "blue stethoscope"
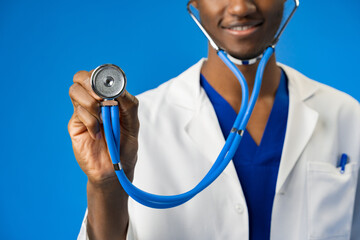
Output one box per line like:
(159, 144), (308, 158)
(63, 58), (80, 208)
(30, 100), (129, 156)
(90, 0), (299, 209)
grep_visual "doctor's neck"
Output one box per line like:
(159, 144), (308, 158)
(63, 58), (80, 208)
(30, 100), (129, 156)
(201, 45), (282, 102)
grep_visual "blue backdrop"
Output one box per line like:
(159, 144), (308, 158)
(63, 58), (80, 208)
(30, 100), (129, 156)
(0, 1), (359, 239)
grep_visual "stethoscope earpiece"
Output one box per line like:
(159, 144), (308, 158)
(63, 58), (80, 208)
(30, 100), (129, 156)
(90, 64), (127, 100)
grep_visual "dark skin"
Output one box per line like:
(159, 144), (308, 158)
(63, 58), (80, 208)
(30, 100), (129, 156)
(194, 0), (284, 145)
(68, 71), (139, 240)
(68, 0), (286, 239)
(202, 49), (281, 146)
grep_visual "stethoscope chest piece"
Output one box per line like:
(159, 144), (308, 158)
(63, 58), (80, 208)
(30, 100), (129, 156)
(90, 64), (127, 100)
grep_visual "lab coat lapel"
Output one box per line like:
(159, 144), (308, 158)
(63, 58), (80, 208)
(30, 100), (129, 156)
(276, 65), (319, 193)
(184, 92), (241, 183)
(185, 95), (225, 163)
(167, 59), (240, 183)
(167, 60), (320, 191)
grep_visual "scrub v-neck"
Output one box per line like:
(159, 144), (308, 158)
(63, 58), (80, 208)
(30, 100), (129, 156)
(200, 70), (289, 240)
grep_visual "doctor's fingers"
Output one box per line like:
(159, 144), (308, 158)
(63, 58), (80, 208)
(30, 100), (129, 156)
(73, 70), (102, 102)
(69, 83), (102, 123)
(73, 104), (101, 140)
(116, 90), (140, 136)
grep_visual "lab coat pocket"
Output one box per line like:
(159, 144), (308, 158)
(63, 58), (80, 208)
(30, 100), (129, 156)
(307, 161), (358, 240)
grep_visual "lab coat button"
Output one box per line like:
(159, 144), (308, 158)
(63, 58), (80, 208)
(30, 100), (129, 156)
(235, 203), (244, 214)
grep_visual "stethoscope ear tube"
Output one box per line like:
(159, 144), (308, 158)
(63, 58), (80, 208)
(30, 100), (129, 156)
(100, 46), (274, 208)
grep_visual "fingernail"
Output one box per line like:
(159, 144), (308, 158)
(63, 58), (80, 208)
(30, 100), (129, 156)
(96, 132), (102, 140)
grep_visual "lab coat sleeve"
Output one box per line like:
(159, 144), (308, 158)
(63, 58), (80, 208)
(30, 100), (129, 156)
(351, 167), (360, 239)
(77, 209), (89, 240)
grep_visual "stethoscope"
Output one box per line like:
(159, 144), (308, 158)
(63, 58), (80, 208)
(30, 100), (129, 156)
(90, 0), (299, 209)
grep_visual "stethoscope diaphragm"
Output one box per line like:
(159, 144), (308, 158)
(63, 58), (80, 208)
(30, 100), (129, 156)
(90, 64), (127, 100)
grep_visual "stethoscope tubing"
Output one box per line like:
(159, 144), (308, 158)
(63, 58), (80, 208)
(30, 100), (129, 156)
(102, 46), (274, 208)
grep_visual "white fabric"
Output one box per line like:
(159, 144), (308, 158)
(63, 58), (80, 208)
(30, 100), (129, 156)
(78, 59), (360, 240)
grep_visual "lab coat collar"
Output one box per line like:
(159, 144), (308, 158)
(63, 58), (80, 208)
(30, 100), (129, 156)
(165, 59), (205, 110)
(166, 60), (319, 109)
(278, 63), (319, 101)
(165, 59), (320, 192)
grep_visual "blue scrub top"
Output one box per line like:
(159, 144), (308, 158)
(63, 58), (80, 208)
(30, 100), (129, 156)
(200, 70), (289, 240)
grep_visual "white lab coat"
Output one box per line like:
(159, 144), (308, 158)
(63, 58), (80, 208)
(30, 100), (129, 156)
(78, 59), (360, 240)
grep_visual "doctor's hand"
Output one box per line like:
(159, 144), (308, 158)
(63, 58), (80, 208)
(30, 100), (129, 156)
(68, 70), (139, 187)
(68, 70), (138, 239)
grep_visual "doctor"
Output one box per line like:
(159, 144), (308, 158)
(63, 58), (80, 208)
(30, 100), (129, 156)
(68, 0), (360, 239)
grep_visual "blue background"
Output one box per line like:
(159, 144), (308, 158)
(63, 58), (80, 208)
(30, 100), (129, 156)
(0, 1), (359, 239)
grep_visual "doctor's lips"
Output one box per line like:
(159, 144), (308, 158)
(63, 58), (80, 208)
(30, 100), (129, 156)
(222, 21), (263, 37)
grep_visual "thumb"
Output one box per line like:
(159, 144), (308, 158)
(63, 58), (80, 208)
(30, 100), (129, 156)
(115, 90), (140, 137)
